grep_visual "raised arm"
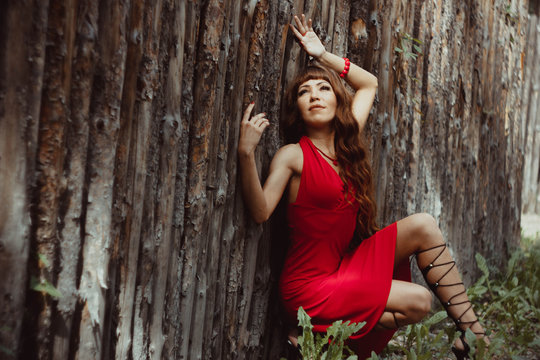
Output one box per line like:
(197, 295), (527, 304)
(238, 103), (294, 224)
(290, 14), (378, 132)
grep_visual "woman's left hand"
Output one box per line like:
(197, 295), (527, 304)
(289, 14), (326, 58)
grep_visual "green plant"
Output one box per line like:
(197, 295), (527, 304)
(465, 241), (540, 358)
(394, 32), (424, 116)
(394, 32), (423, 61)
(29, 253), (62, 299)
(296, 306), (365, 360)
(30, 276), (62, 298)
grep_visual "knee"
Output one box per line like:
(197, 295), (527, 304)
(410, 213), (441, 240)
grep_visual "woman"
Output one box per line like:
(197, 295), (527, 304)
(238, 14), (488, 359)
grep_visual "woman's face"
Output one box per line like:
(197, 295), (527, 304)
(296, 79), (337, 129)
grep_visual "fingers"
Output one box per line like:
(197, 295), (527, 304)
(294, 15), (305, 34)
(301, 14), (308, 29)
(289, 23), (303, 39)
(242, 102), (255, 123)
(294, 15), (307, 35)
(250, 112), (269, 128)
(242, 103), (269, 128)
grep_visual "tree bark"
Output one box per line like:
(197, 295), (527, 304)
(522, 3), (540, 215)
(0, 0), (533, 359)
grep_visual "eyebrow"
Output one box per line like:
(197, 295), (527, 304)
(298, 81), (329, 90)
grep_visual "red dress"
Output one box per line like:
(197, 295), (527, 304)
(279, 136), (411, 359)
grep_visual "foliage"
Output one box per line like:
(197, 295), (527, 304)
(382, 237), (540, 359)
(30, 276), (62, 299)
(394, 32), (423, 61)
(394, 32), (423, 115)
(29, 253), (62, 299)
(294, 306), (365, 360)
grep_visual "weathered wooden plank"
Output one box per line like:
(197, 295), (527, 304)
(27, 0), (77, 356)
(0, 0), (49, 356)
(522, 10), (540, 214)
(105, 0), (146, 359)
(179, 0), (229, 358)
(75, 1), (129, 358)
(51, 1), (99, 359)
(160, 1), (189, 358)
(123, 0), (166, 358)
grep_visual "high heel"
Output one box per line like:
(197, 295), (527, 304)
(286, 339), (302, 359)
(451, 332), (471, 359)
(416, 244), (486, 359)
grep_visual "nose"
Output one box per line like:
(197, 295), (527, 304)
(310, 89), (320, 101)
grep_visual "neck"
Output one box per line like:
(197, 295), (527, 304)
(307, 129), (335, 152)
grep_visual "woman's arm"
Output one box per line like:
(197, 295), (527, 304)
(238, 103), (294, 223)
(290, 14), (378, 132)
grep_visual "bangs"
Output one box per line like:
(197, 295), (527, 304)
(293, 66), (332, 95)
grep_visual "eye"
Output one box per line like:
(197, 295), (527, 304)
(298, 89), (308, 97)
(320, 85), (331, 91)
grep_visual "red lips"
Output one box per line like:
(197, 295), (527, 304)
(309, 104), (325, 111)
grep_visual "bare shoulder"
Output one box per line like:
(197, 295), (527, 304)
(271, 143), (302, 174)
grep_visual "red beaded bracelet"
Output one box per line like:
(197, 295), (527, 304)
(339, 58), (350, 78)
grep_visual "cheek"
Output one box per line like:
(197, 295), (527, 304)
(326, 95), (338, 114)
(297, 98), (310, 115)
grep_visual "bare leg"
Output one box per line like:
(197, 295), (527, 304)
(375, 280), (432, 330)
(378, 213), (488, 351)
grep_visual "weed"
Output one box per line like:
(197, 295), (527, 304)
(282, 307), (365, 360)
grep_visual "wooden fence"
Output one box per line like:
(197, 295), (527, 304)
(0, 0), (532, 358)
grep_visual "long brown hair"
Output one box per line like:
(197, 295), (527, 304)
(281, 66), (379, 247)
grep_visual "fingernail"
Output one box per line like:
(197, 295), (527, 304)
(251, 101), (254, 104)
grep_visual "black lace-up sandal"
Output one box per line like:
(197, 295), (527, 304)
(286, 338), (302, 360)
(416, 244), (486, 360)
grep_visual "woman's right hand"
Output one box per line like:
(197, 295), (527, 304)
(289, 14), (326, 59)
(238, 102), (270, 157)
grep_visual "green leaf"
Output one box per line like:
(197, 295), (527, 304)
(475, 253), (490, 278)
(423, 310), (447, 328)
(38, 253), (50, 267)
(30, 276), (62, 298)
(409, 347), (417, 360)
(395, 47), (404, 53)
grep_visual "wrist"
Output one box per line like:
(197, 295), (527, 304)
(238, 147), (255, 159)
(316, 49), (328, 60)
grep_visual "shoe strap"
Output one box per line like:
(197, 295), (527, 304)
(417, 243), (484, 336)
